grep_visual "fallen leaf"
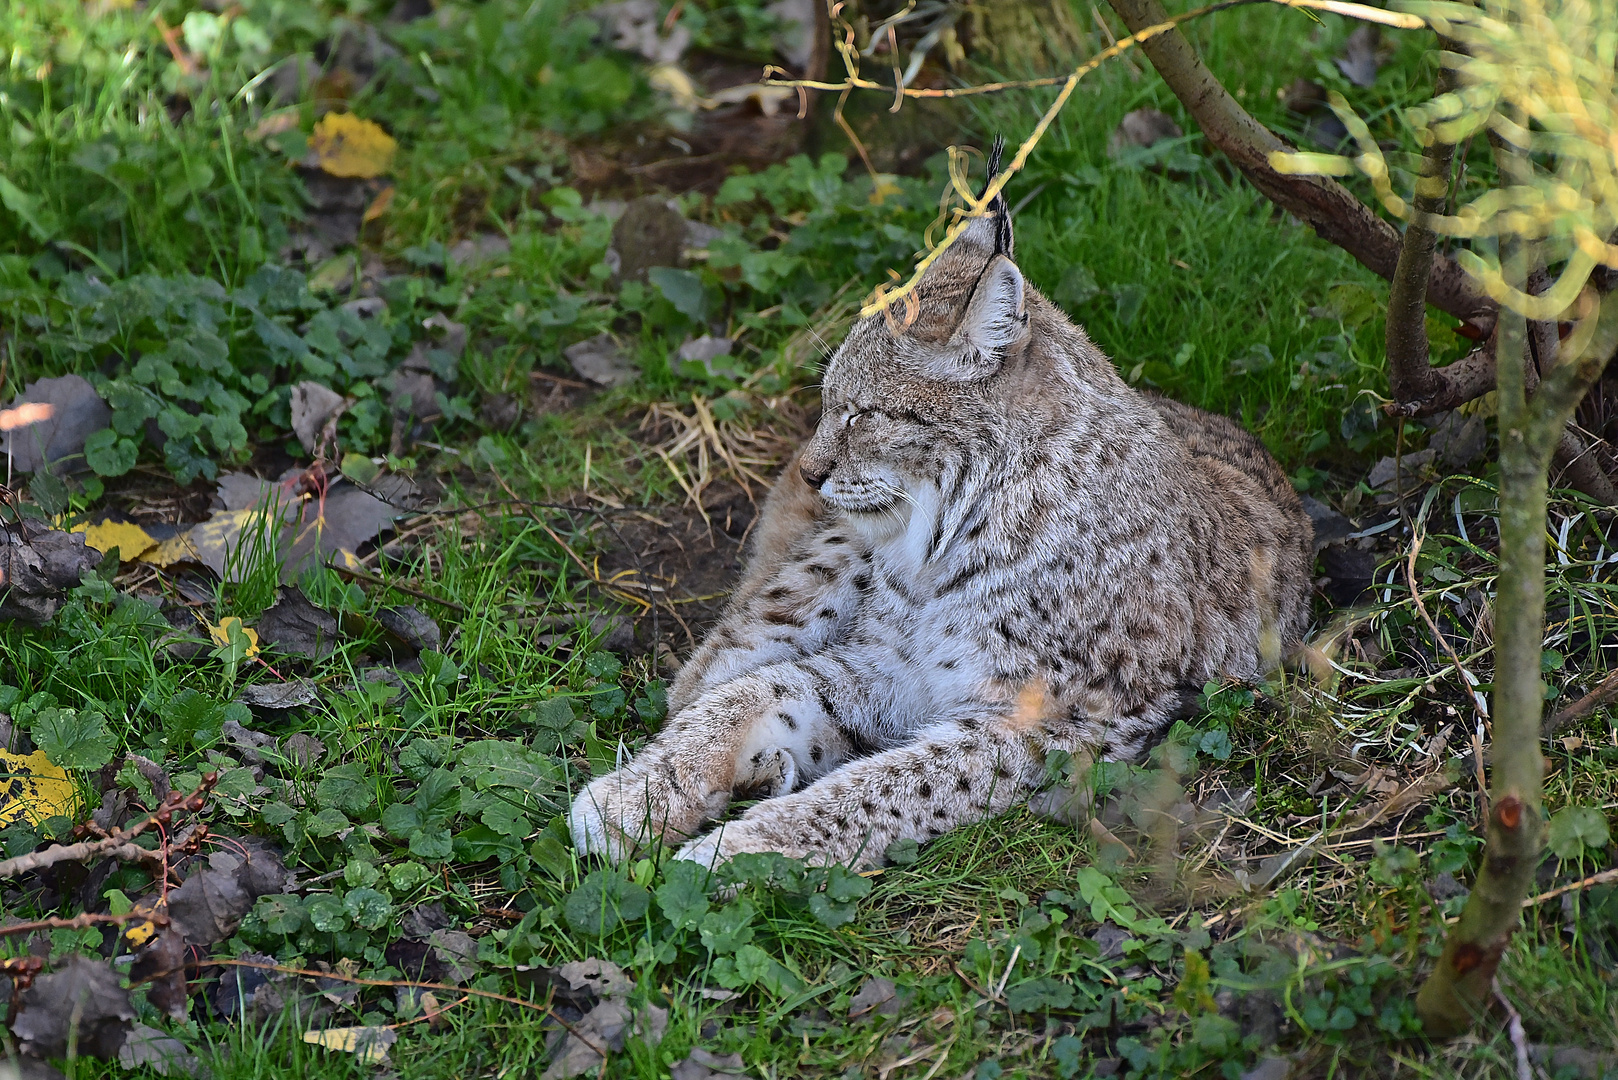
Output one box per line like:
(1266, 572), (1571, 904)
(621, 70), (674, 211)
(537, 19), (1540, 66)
(117, 1021), (200, 1076)
(127, 927), (190, 1020)
(72, 519), (158, 559)
(290, 382), (349, 456)
(362, 184), (395, 223)
(1335, 24), (1381, 87)
(255, 592), (338, 660)
(671, 1047), (748, 1080)
(140, 533), (202, 568)
(0, 529), (103, 624)
(1108, 108), (1183, 157)
(208, 617), (261, 658)
(238, 679), (320, 710)
(564, 333), (639, 387)
(167, 855), (253, 944)
(303, 1025), (397, 1065)
(308, 112), (397, 179)
(0, 375), (109, 475)
(553, 957), (634, 1002)
(0, 748), (77, 826)
(542, 997), (668, 1080)
(247, 111), (300, 140)
(849, 976), (899, 1020)
(648, 63), (701, 110)
(13, 956), (135, 1060)
(593, 0), (691, 63)
(282, 732), (327, 768)
(376, 605), (441, 653)
(428, 928), (478, 985)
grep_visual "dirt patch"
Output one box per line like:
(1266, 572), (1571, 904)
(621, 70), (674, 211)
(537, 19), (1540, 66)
(594, 479), (766, 662)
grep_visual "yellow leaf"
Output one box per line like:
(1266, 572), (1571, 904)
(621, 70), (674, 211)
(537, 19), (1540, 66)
(0, 749), (78, 827)
(309, 113), (397, 179)
(208, 617), (261, 658)
(333, 548), (364, 571)
(123, 919), (159, 947)
(868, 174), (902, 206)
(71, 519), (158, 559)
(140, 532), (202, 568)
(303, 1026), (396, 1065)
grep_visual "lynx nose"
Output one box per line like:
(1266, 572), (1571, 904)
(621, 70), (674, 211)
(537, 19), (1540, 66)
(799, 459), (833, 490)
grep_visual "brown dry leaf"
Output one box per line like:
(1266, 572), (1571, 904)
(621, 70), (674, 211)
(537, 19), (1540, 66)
(12, 957), (135, 1060)
(309, 112), (397, 178)
(362, 184), (395, 223)
(0, 375), (109, 474)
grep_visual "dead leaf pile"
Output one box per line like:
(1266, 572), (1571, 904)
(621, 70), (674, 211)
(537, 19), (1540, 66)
(0, 529), (103, 625)
(530, 957), (669, 1080)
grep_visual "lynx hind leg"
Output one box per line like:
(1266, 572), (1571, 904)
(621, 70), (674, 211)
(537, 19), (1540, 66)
(570, 667), (859, 862)
(675, 721), (1046, 870)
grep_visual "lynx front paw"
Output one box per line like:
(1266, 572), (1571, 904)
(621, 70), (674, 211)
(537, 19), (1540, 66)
(672, 823), (765, 870)
(569, 767), (724, 864)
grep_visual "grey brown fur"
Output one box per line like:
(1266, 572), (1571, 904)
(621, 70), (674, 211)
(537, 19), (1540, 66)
(571, 202), (1312, 869)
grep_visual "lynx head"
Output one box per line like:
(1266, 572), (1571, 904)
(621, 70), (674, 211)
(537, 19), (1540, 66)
(799, 154), (1040, 518)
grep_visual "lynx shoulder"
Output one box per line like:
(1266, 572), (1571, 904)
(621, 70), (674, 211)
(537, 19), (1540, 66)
(571, 186), (1312, 870)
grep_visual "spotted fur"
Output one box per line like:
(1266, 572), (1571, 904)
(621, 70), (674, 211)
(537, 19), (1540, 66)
(570, 204), (1313, 869)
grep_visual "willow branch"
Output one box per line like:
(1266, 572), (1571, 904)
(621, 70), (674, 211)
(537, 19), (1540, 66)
(1105, 0), (1494, 329)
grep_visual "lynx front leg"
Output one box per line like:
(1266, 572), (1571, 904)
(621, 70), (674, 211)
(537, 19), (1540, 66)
(569, 664), (867, 862)
(674, 722), (1046, 870)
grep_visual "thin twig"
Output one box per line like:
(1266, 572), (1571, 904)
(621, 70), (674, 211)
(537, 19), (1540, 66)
(1523, 864), (1618, 908)
(0, 911), (169, 938)
(0, 774), (217, 879)
(1492, 980), (1532, 1080)
(325, 560), (468, 614)
(1543, 667), (1618, 738)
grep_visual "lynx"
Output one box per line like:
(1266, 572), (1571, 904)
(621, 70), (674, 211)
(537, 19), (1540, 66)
(571, 177), (1313, 870)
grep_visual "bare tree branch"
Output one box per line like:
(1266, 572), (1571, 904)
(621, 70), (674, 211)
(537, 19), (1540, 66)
(1105, 0), (1495, 330)
(1386, 51), (1459, 406)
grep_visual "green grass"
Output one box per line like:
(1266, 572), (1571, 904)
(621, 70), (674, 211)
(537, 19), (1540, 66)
(0, 0), (1615, 1078)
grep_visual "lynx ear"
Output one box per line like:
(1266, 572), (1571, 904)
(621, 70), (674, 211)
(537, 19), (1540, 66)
(922, 254), (1028, 381)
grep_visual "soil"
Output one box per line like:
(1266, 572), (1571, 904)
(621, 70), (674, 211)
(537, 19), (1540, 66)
(591, 478), (767, 664)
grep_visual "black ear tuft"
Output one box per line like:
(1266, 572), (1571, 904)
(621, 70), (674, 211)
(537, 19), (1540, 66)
(979, 136), (1013, 258)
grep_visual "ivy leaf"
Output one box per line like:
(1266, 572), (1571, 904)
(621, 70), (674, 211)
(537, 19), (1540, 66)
(315, 763), (376, 814)
(83, 429), (138, 476)
(698, 900), (756, 954)
(343, 888), (392, 931)
(807, 893), (857, 930)
(732, 944), (803, 996)
(564, 870), (652, 936)
(252, 894), (305, 935)
(648, 267), (709, 322)
(31, 708), (116, 771)
(306, 894), (348, 933)
(825, 864), (872, 903)
(408, 828), (454, 861)
(1548, 806), (1611, 861)
(480, 800), (531, 839)
(1005, 976), (1076, 1013)
(306, 808), (351, 838)
(655, 860), (712, 931)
